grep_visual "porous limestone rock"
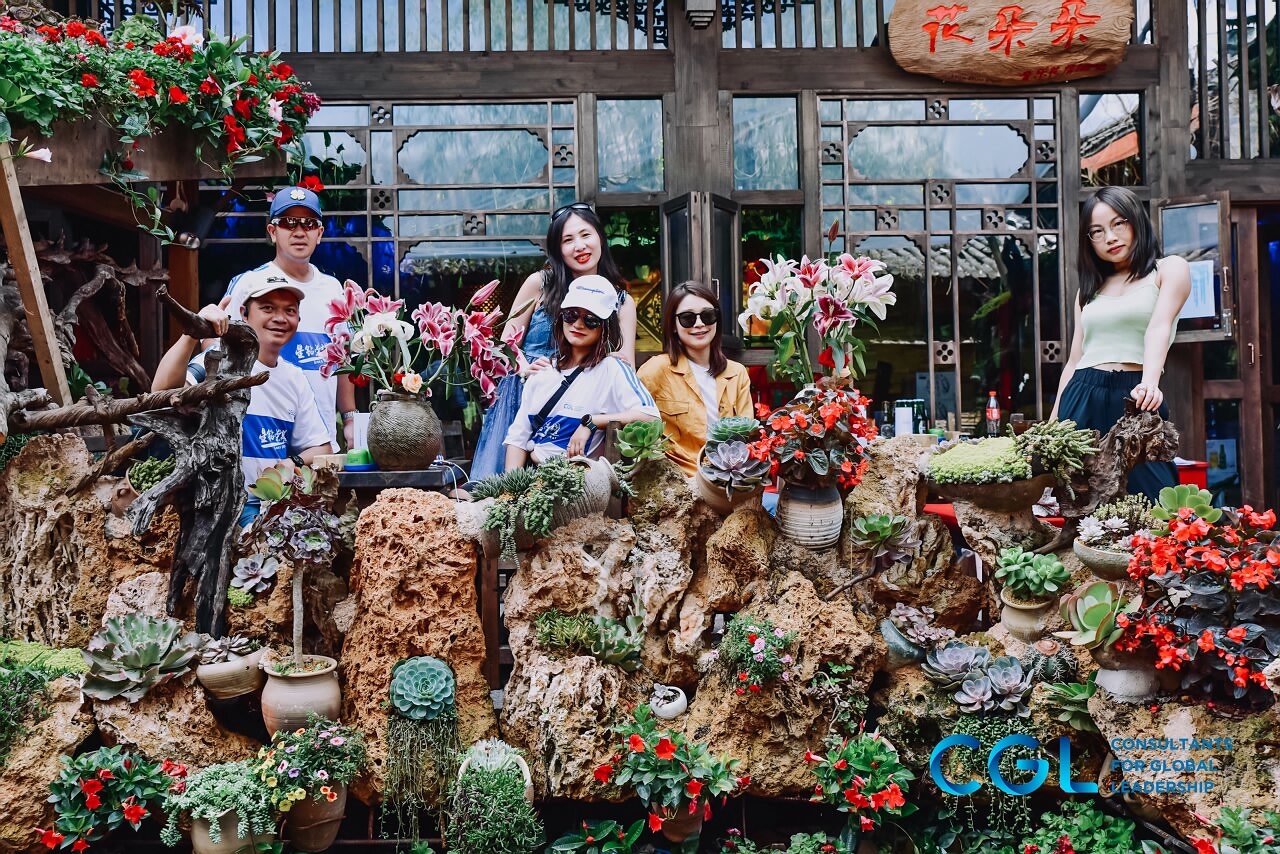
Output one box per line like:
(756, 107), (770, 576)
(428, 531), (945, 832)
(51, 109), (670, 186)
(682, 571), (882, 797)
(873, 664), (957, 773)
(93, 670), (260, 767)
(340, 489), (497, 805)
(102, 570), (169, 622)
(1087, 697), (1280, 842)
(0, 677), (94, 854)
(225, 562), (348, 657)
(843, 435), (930, 520)
(950, 500), (1056, 569)
(872, 515), (983, 630)
(0, 434), (177, 647)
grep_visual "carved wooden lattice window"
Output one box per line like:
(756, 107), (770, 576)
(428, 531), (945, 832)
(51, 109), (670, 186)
(818, 95), (1064, 428)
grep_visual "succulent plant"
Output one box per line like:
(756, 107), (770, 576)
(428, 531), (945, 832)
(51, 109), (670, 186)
(461, 738), (525, 774)
(198, 635), (260, 665)
(589, 601), (644, 673)
(1151, 484), (1222, 528)
(923, 641), (992, 689)
(82, 612), (203, 702)
(707, 416), (761, 445)
(1021, 638), (1078, 683)
(1014, 418), (1099, 487)
(231, 554), (280, 594)
(888, 603), (955, 648)
(850, 515), (923, 571)
(1055, 581), (1140, 650)
(473, 456), (586, 560)
(389, 656), (456, 721)
(534, 610), (597, 650)
(700, 440), (771, 499)
(995, 547), (1071, 602)
(985, 656), (1033, 716)
(127, 456), (175, 492)
(1044, 675), (1099, 733)
(927, 437), (1032, 485)
(955, 675), (995, 713)
(614, 420), (670, 472)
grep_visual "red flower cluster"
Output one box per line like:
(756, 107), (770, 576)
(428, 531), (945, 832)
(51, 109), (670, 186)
(748, 383), (876, 492)
(223, 115), (246, 152)
(0, 16), (23, 32)
(80, 73), (98, 87)
(298, 175), (325, 193)
(151, 35), (194, 61)
(127, 68), (156, 98)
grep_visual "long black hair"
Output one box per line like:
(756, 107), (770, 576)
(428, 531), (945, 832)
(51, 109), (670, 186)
(542, 205), (626, 324)
(1077, 186), (1159, 307)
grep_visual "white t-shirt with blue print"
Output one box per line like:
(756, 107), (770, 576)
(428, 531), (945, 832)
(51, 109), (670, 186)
(223, 261), (343, 444)
(504, 357), (659, 461)
(186, 352), (333, 499)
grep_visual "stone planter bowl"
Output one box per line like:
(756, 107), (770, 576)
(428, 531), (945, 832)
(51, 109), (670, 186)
(1073, 538), (1132, 582)
(928, 473), (1057, 513)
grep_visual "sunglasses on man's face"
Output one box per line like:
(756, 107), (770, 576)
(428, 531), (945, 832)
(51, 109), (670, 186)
(560, 308), (605, 329)
(676, 309), (719, 328)
(552, 202), (593, 221)
(271, 216), (323, 231)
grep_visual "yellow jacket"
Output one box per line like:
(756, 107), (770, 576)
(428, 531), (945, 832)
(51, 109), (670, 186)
(637, 354), (754, 477)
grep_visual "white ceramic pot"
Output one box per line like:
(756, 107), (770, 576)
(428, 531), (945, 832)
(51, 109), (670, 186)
(457, 754), (535, 805)
(1091, 645), (1158, 703)
(196, 648), (265, 700)
(776, 484), (843, 549)
(650, 684), (688, 719)
(998, 588), (1055, 642)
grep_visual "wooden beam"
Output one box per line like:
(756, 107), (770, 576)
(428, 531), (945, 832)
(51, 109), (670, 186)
(0, 143), (71, 405)
(167, 245), (200, 348)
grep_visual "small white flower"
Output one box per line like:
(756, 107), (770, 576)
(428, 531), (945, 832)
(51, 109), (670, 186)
(169, 24), (205, 47)
(267, 99), (284, 123)
(22, 147), (51, 163)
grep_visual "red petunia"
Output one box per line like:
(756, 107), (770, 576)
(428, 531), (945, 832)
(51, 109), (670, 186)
(648, 812), (663, 832)
(80, 778), (103, 796)
(80, 73), (98, 87)
(627, 734), (646, 753)
(71, 841), (88, 854)
(168, 86), (189, 104)
(882, 782), (906, 809)
(128, 68), (156, 98)
(84, 792), (101, 810)
(35, 829), (64, 849)
(592, 763), (612, 783)
(654, 738), (676, 760)
(686, 779), (702, 797)
(122, 799), (148, 824)
(298, 175), (325, 192)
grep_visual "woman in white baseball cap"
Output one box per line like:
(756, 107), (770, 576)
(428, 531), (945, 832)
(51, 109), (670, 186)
(502, 275), (658, 469)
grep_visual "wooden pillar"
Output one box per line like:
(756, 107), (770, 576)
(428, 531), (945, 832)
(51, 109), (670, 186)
(0, 143), (71, 405)
(167, 244), (200, 347)
(666, 10), (729, 197)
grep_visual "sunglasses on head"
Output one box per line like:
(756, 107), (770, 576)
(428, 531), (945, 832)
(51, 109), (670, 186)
(676, 309), (719, 328)
(560, 308), (605, 329)
(552, 202), (594, 221)
(271, 215), (323, 231)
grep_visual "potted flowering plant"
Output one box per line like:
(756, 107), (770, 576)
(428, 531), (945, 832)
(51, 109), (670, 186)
(239, 464), (342, 733)
(715, 613), (797, 696)
(40, 746), (186, 852)
(748, 384), (877, 548)
(598, 705), (746, 844)
(255, 716), (367, 852)
(322, 279), (524, 470)
(160, 760), (277, 854)
(0, 11), (319, 241)
(1055, 581), (1152, 703)
(1119, 503), (1280, 710)
(737, 223), (896, 387)
(1074, 494), (1154, 581)
(804, 725), (915, 848)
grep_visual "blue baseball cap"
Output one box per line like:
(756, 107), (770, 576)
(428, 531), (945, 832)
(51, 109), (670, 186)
(270, 186), (323, 218)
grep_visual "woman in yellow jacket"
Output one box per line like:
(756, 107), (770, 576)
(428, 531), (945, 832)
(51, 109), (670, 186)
(638, 281), (753, 477)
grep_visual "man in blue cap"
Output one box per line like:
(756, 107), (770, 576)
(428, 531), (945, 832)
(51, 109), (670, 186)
(220, 185), (355, 448)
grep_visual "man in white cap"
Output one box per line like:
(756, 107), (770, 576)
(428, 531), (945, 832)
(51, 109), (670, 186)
(220, 184), (355, 448)
(153, 280), (334, 526)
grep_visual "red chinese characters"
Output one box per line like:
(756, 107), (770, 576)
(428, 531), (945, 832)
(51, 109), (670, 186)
(1049, 0), (1102, 46)
(987, 5), (1037, 55)
(922, 4), (974, 52)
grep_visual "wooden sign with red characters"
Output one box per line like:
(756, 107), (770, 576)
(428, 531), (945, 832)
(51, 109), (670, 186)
(887, 0), (1133, 86)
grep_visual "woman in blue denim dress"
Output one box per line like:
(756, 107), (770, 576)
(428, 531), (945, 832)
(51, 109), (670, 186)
(468, 203), (636, 482)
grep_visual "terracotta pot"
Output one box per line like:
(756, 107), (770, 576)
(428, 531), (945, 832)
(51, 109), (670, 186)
(286, 782), (346, 852)
(999, 588), (1056, 642)
(457, 754), (534, 805)
(775, 483), (843, 549)
(196, 648), (265, 700)
(1073, 538), (1132, 582)
(1090, 644), (1158, 703)
(191, 810), (275, 854)
(879, 619), (926, 670)
(693, 451), (764, 515)
(928, 473), (1057, 513)
(650, 684), (688, 719)
(367, 391), (443, 471)
(656, 809), (702, 843)
(261, 655), (341, 736)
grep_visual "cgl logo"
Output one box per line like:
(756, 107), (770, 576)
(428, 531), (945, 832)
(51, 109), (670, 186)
(929, 734), (1098, 796)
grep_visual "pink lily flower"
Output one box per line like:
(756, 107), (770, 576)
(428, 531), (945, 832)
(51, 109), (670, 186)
(468, 278), (501, 307)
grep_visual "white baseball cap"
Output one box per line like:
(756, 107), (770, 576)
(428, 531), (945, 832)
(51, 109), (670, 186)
(561, 275), (618, 319)
(243, 277), (305, 303)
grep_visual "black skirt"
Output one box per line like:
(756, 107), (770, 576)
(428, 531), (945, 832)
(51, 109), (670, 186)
(1056, 367), (1178, 501)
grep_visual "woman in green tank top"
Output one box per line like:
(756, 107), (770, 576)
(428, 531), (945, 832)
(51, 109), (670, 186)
(1050, 186), (1191, 500)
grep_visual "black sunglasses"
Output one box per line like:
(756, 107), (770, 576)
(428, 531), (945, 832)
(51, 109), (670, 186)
(271, 215), (323, 231)
(552, 201), (594, 220)
(560, 308), (605, 329)
(676, 309), (719, 328)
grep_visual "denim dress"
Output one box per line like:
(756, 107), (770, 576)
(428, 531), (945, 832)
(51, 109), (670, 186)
(468, 306), (555, 483)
